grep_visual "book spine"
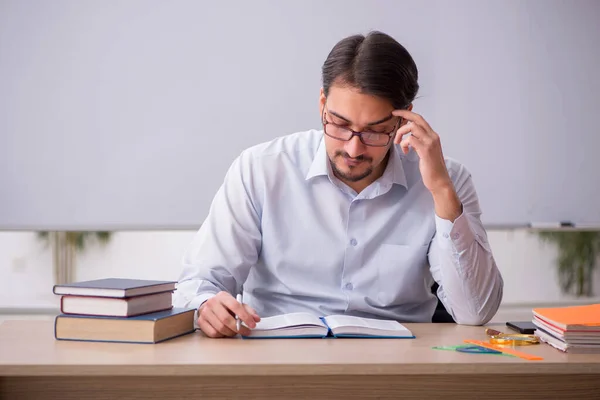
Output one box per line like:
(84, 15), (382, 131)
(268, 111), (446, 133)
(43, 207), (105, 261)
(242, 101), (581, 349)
(59, 306), (174, 318)
(53, 315), (59, 340)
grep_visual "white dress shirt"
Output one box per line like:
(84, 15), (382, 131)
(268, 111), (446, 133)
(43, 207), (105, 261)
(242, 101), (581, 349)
(173, 129), (503, 325)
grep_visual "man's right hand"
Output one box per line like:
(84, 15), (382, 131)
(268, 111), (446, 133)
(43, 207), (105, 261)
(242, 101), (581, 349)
(197, 291), (261, 338)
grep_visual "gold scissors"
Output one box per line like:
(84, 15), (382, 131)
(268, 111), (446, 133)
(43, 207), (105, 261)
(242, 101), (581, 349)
(485, 328), (539, 346)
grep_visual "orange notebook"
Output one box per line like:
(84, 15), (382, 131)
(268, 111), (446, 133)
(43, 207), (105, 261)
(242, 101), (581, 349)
(533, 303), (600, 330)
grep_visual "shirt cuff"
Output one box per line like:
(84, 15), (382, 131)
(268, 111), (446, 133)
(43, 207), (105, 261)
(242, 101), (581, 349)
(435, 211), (476, 252)
(189, 292), (218, 330)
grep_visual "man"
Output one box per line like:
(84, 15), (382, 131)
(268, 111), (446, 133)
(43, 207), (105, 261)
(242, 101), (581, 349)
(173, 31), (503, 338)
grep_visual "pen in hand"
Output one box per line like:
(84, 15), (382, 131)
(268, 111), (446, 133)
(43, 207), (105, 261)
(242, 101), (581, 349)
(236, 293), (243, 332)
(196, 290), (260, 338)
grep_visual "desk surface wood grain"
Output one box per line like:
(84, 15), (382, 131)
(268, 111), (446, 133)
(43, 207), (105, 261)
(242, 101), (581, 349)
(1, 320), (598, 377)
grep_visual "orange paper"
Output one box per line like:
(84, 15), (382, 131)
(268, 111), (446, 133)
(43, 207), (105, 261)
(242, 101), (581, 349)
(533, 303), (600, 327)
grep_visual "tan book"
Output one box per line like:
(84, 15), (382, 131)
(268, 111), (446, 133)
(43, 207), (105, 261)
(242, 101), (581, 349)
(54, 308), (196, 344)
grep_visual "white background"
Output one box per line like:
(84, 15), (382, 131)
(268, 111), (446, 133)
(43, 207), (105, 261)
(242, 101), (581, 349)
(2, 0), (599, 229)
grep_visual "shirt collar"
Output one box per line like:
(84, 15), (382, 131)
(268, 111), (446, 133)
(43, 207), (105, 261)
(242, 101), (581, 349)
(305, 134), (408, 189)
(305, 135), (330, 180)
(379, 143), (408, 189)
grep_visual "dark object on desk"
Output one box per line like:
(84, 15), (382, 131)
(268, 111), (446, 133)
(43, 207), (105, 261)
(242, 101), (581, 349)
(506, 321), (537, 334)
(431, 282), (455, 323)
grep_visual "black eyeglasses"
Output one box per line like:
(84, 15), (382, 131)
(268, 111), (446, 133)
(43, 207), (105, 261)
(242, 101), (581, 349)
(322, 109), (401, 147)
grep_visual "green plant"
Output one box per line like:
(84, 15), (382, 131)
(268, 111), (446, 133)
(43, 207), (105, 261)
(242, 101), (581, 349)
(37, 231), (111, 249)
(536, 230), (600, 297)
(37, 231), (112, 284)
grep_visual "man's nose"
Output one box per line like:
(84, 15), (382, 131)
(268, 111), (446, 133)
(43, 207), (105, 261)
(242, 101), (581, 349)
(344, 135), (366, 158)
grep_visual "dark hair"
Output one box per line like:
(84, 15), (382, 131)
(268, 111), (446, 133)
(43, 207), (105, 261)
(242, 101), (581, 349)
(321, 31), (419, 110)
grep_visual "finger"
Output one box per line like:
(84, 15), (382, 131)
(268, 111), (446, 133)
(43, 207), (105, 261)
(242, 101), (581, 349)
(205, 306), (238, 337)
(211, 301), (254, 336)
(394, 122), (429, 145)
(222, 295), (258, 329)
(394, 124), (412, 144)
(244, 304), (261, 322)
(201, 323), (224, 338)
(238, 324), (252, 336)
(215, 304), (253, 336)
(392, 109), (433, 131)
(400, 134), (424, 155)
(197, 313), (225, 338)
(410, 122), (434, 145)
(397, 118), (431, 139)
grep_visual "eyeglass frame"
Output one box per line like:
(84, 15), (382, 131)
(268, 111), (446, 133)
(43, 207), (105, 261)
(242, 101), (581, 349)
(321, 108), (403, 147)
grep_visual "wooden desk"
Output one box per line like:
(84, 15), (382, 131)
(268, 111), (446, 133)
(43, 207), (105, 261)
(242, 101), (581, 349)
(1, 320), (599, 399)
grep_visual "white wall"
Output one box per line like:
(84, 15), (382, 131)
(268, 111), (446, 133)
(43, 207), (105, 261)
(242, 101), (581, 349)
(2, 0), (600, 229)
(2, 229), (599, 315)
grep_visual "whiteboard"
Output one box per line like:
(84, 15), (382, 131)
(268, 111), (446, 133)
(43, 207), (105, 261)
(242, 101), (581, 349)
(1, 0), (599, 230)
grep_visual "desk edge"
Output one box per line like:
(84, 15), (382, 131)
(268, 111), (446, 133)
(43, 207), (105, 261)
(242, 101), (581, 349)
(2, 363), (600, 377)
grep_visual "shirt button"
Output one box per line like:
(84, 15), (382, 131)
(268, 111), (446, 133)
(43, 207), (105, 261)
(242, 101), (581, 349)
(345, 283), (353, 290)
(443, 233), (449, 239)
(452, 233), (460, 240)
(350, 238), (357, 246)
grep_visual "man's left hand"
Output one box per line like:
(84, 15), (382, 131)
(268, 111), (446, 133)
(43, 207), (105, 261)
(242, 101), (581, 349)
(392, 109), (462, 221)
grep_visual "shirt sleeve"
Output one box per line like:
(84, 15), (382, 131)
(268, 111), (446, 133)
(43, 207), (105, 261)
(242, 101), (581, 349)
(172, 150), (263, 312)
(427, 161), (504, 325)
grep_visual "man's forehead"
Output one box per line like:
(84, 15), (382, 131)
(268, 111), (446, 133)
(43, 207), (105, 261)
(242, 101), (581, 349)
(326, 107), (395, 126)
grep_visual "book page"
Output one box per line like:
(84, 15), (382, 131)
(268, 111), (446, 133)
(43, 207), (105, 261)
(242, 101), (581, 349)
(324, 315), (409, 332)
(250, 312), (326, 331)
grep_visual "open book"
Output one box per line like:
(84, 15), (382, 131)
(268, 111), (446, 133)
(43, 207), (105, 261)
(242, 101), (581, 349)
(241, 312), (415, 339)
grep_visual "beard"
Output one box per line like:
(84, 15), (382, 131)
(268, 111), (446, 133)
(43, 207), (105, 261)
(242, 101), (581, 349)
(329, 150), (373, 182)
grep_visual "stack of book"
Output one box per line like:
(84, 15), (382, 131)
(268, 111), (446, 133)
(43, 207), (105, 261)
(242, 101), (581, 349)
(532, 303), (600, 353)
(52, 278), (196, 344)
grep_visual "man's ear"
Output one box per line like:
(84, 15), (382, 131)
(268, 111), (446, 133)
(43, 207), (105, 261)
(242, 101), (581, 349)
(319, 88), (326, 116)
(407, 103), (414, 111)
